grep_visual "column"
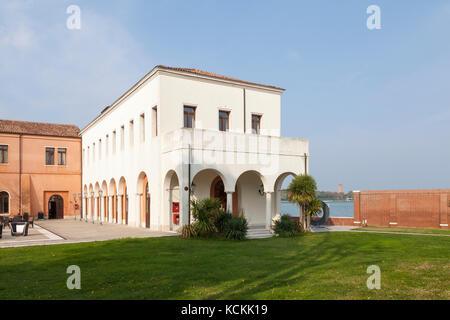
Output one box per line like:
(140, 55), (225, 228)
(226, 192), (233, 213)
(136, 193), (142, 228)
(118, 195), (123, 225)
(91, 196), (95, 223)
(99, 196), (104, 225)
(265, 192), (273, 230)
(94, 196), (98, 223)
(108, 195), (113, 223)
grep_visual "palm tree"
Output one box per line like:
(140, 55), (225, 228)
(304, 197), (323, 229)
(287, 175), (318, 230)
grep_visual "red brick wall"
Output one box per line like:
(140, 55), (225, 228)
(353, 189), (450, 229)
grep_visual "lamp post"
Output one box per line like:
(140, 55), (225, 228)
(90, 191), (95, 224)
(84, 192), (88, 222)
(98, 190), (103, 225)
(73, 193), (77, 220)
(78, 192), (82, 221)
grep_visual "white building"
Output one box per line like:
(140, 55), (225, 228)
(80, 65), (309, 231)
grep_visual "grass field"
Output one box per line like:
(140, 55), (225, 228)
(354, 226), (450, 235)
(0, 232), (449, 300)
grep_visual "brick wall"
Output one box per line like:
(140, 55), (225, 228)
(353, 189), (450, 229)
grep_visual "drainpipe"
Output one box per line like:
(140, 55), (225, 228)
(188, 144), (191, 225)
(19, 134), (22, 215)
(304, 153), (308, 175)
(243, 88), (246, 133)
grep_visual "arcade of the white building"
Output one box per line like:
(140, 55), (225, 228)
(80, 66), (309, 231)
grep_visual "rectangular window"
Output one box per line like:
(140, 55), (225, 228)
(152, 106), (158, 136)
(105, 135), (109, 157)
(87, 146), (90, 163)
(0, 145), (7, 163)
(120, 126), (125, 151)
(129, 120), (134, 147)
(140, 113), (145, 143)
(219, 110), (230, 132)
(98, 139), (102, 160)
(57, 148), (67, 165)
(46, 147), (55, 165)
(251, 114), (262, 134)
(112, 131), (117, 154)
(184, 106), (196, 128)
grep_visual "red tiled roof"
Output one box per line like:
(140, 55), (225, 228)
(156, 65), (285, 91)
(0, 119), (80, 138)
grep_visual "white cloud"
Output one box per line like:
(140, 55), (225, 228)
(0, 2), (150, 128)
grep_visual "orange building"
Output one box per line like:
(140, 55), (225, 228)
(0, 119), (82, 219)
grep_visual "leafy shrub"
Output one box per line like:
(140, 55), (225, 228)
(225, 216), (248, 240)
(193, 220), (215, 237)
(23, 212), (29, 221)
(273, 215), (298, 237)
(37, 212), (44, 220)
(212, 210), (232, 234)
(181, 224), (197, 239)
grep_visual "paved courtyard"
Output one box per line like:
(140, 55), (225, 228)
(0, 219), (176, 248)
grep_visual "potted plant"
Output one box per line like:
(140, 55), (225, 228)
(37, 211), (44, 220)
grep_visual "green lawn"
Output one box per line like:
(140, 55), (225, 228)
(355, 226), (450, 235)
(0, 232), (449, 300)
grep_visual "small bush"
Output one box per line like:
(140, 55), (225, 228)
(273, 215), (298, 237)
(212, 210), (232, 234)
(37, 212), (44, 220)
(181, 224), (197, 239)
(193, 220), (215, 237)
(225, 216), (248, 240)
(23, 212), (29, 221)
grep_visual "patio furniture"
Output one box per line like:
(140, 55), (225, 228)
(25, 216), (34, 228)
(9, 222), (29, 236)
(12, 215), (23, 222)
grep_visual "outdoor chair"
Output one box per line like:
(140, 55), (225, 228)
(9, 222), (29, 236)
(24, 216), (34, 228)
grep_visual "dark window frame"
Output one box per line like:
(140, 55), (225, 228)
(0, 191), (9, 214)
(251, 114), (262, 134)
(219, 110), (230, 132)
(0, 145), (8, 164)
(46, 147), (55, 165)
(57, 148), (67, 165)
(184, 106), (196, 128)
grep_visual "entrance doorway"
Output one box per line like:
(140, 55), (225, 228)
(211, 176), (227, 209)
(48, 195), (64, 219)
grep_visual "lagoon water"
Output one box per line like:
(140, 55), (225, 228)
(281, 201), (354, 218)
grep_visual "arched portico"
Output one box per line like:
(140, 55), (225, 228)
(109, 179), (117, 223)
(235, 170), (267, 226)
(163, 170), (181, 231)
(137, 172), (150, 228)
(118, 177), (128, 225)
(101, 181), (108, 222)
(273, 172), (297, 217)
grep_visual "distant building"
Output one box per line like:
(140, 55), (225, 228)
(338, 183), (343, 193)
(0, 119), (81, 218)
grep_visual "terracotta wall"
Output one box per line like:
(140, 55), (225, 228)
(0, 133), (81, 218)
(353, 189), (450, 229)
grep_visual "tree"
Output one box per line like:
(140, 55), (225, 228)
(287, 175), (318, 230)
(304, 197), (323, 229)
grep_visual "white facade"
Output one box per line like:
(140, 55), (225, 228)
(80, 66), (309, 231)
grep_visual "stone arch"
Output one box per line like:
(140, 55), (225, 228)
(109, 178), (117, 223)
(118, 177), (128, 224)
(137, 171), (150, 228)
(163, 170), (181, 231)
(235, 170), (266, 226)
(273, 172), (297, 217)
(101, 180), (108, 221)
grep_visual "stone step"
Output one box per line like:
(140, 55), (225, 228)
(247, 228), (273, 239)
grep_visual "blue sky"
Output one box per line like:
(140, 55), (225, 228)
(1, 1), (449, 191)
